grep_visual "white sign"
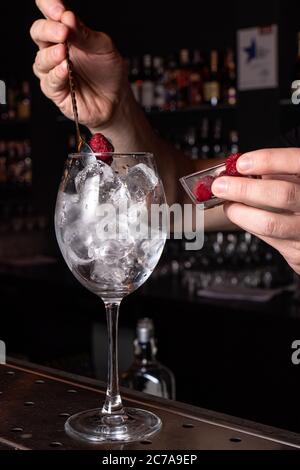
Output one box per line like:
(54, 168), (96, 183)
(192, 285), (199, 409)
(238, 25), (278, 91)
(0, 340), (6, 364)
(0, 80), (6, 105)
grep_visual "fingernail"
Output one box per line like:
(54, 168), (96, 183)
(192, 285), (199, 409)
(212, 177), (228, 196)
(51, 5), (65, 20)
(237, 156), (252, 171)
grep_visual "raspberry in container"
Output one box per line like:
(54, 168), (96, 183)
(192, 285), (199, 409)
(180, 153), (247, 210)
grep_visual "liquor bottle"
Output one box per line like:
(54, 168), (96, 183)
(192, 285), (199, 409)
(188, 49), (204, 107)
(222, 48), (237, 105)
(129, 57), (142, 104)
(141, 54), (155, 111)
(153, 56), (166, 111)
(199, 117), (211, 159)
(7, 83), (17, 120)
(177, 49), (190, 109)
(23, 140), (33, 187)
(165, 53), (178, 111)
(17, 81), (31, 120)
(183, 126), (199, 160)
(211, 118), (225, 158)
(203, 50), (220, 106)
(228, 130), (239, 154)
(121, 318), (176, 400)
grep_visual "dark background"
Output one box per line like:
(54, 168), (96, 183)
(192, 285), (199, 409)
(1, 0), (300, 435)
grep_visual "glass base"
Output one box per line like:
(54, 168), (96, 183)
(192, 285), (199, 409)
(65, 407), (162, 443)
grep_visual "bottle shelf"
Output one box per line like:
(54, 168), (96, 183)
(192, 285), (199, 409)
(146, 103), (237, 117)
(56, 104), (237, 126)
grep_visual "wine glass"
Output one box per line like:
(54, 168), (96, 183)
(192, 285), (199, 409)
(55, 152), (167, 443)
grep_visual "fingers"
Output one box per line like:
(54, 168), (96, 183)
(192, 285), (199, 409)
(212, 176), (300, 212)
(237, 148), (300, 176)
(34, 43), (66, 76)
(35, 0), (65, 21)
(223, 202), (300, 240)
(40, 60), (69, 101)
(30, 19), (68, 49)
(31, 10), (114, 55)
(61, 11), (114, 54)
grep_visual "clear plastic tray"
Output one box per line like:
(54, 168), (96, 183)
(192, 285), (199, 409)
(180, 162), (226, 210)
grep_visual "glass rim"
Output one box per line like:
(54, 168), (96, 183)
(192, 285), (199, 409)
(68, 152), (154, 159)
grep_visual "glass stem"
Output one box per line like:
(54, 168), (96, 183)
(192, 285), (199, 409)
(102, 301), (124, 415)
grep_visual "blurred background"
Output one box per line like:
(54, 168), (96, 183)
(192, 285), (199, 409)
(1, 0), (300, 433)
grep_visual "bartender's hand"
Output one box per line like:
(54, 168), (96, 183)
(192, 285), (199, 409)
(30, 0), (128, 131)
(212, 148), (300, 274)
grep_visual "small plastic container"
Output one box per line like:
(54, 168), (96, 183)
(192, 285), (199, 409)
(180, 162), (226, 210)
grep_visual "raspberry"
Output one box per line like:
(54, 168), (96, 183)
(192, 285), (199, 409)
(89, 133), (114, 165)
(225, 153), (242, 176)
(193, 176), (214, 202)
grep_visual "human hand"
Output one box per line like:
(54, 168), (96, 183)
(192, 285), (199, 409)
(30, 0), (128, 131)
(212, 148), (300, 274)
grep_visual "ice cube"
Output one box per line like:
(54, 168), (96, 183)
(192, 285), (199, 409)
(125, 163), (158, 202)
(91, 261), (126, 286)
(75, 162), (102, 193)
(75, 162), (103, 223)
(127, 202), (150, 240)
(137, 237), (166, 271)
(99, 175), (130, 206)
(88, 239), (135, 264)
(62, 222), (96, 266)
(55, 192), (80, 228)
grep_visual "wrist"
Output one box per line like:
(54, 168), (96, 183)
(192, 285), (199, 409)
(89, 85), (158, 153)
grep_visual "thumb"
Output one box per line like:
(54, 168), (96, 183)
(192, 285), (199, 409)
(61, 11), (114, 54)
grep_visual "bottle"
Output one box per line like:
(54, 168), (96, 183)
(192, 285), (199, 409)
(17, 81), (31, 120)
(153, 56), (166, 111)
(141, 54), (155, 111)
(211, 118), (224, 158)
(188, 49), (204, 107)
(165, 54), (178, 111)
(183, 126), (199, 160)
(23, 140), (33, 187)
(199, 117), (211, 159)
(121, 318), (176, 400)
(228, 130), (239, 154)
(129, 57), (142, 104)
(7, 83), (17, 120)
(177, 49), (190, 109)
(203, 50), (220, 106)
(222, 48), (237, 105)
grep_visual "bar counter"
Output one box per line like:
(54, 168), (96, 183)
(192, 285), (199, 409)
(0, 359), (300, 450)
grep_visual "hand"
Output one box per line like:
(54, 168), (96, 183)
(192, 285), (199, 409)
(212, 148), (300, 274)
(30, 0), (128, 131)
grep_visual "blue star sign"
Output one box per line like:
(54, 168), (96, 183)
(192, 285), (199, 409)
(244, 39), (257, 63)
